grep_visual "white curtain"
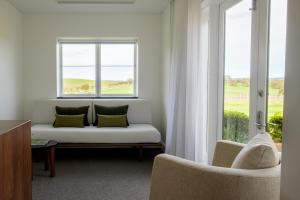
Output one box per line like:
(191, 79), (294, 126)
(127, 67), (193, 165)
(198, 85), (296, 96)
(166, 0), (208, 163)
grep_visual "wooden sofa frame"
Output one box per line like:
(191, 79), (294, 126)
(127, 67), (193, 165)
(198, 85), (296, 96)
(56, 142), (165, 161)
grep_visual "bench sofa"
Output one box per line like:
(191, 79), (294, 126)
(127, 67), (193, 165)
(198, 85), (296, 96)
(31, 99), (163, 160)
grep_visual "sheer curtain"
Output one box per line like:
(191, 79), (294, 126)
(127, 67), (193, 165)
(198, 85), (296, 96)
(166, 0), (208, 163)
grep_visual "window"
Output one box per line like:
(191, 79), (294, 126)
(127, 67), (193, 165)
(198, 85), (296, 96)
(58, 39), (138, 97)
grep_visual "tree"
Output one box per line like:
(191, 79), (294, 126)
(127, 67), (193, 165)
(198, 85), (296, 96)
(81, 84), (90, 91)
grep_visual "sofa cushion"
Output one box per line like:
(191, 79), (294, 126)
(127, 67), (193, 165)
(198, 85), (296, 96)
(93, 104), (129, 126)
(32, 99), (152, 125)
(53, 114), (85, 128)
(97, 114), (128, 128)
(33, 100), (93, 124)
(32, 124), (161, 144)
(231, 133), (279, 169)
(92, 99), (152, 124)
(55, 106), (90, 126)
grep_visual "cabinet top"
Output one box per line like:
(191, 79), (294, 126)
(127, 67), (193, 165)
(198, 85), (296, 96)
(0, 120), (31, 135)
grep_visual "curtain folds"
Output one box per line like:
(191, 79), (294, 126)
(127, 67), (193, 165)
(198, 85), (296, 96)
(166, 0), (208, 163)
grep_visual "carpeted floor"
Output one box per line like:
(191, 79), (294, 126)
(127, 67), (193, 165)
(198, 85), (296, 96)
(32, 149), (158, 200)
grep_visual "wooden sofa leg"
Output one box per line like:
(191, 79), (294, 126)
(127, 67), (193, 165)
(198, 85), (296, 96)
(138, 146), (143, 161)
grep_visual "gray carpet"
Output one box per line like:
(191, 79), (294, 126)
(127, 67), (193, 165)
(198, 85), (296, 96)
(32, 149), (156, 200)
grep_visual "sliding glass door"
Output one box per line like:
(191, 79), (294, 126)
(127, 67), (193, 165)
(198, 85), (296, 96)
(219, 0), (287, 146)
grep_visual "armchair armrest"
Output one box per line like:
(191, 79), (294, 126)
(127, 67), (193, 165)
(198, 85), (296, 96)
(149, 154), (280, 200)
(212, 140), (245, 167)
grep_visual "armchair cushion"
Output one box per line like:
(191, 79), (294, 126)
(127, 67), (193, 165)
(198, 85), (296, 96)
(212, 140), (245, 167)
(231, 133), (279, 169)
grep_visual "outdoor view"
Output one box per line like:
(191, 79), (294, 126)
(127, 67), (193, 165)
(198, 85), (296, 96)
(62, 44), (96, 95)
(266, 0), (287, 149)
(61, 43), (135, 96)
(101, 44), (135, 95)
(223, 0), (287, 145)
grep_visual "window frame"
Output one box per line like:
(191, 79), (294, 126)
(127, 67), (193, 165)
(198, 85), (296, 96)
(217, 0), (281, 141)
(57, 38), (138, 98)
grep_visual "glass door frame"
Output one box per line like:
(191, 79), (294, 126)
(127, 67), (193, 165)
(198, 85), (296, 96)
(217, 0), (270, 141)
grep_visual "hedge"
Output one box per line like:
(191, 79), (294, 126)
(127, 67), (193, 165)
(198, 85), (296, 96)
(223, 111), (249, 143)
(267, 113), (283, 143)
(223, 111), (283, 143)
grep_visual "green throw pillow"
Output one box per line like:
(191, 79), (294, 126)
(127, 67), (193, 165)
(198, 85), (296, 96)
(53, 114), (85, 128)
(93, 105), (129, 126)
(97, 114), (128, 128)
(55, 106), (90, 126)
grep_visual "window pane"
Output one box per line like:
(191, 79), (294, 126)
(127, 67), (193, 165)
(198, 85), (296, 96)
(62, 44), (96, 95)
(101, 44), (135, 66)
(100, 44), (135, 95)
(223, 0), (252, 143)
(267, 0), (287, 150)
(101, 66), (134, 95)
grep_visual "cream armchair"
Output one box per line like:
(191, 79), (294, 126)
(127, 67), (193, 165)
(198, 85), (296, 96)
(149, 140), (281, 200)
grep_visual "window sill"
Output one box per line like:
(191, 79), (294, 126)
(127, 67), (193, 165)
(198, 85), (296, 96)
(57, 97), (138, 100)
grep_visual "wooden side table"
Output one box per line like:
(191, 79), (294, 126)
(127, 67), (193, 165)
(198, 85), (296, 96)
(32, 140), (58, 177)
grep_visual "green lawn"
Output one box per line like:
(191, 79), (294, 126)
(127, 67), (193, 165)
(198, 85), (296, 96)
(224, 80), (284, 119)
(63, 78), (283, 119)
(63, 79), (133, 95)
(224, 79), (284, 144)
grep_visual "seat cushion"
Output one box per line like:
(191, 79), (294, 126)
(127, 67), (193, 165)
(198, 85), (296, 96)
(231, 132), (279, 169)
(31, 124), (161, 144)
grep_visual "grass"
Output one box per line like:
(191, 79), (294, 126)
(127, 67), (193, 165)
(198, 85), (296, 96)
(63, 79), (133, 95)
(63, 78), (284, 119)
(101, 80), (134, 94)
(224, 80), (284, 119)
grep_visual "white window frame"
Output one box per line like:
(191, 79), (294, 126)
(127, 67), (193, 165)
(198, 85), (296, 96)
(57, 38), (138, 98)
(217, 0), (270, 141)
(205, 0), (271, 162)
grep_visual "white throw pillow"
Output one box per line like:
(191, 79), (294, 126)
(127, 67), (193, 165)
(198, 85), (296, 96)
(231, 132), (279, 169)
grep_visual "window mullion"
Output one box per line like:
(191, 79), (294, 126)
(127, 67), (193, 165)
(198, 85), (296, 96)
(96, 43), (101, 97)
(134, 43), (138, 97)
(99, 43), (102, 97)
(59, 43), (63, 97)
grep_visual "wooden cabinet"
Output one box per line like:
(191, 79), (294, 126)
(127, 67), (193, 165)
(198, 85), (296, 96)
(0, 121), (32, 200)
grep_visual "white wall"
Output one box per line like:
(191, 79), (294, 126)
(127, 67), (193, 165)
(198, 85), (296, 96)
(280, 1), (300, 199)
(161, 5), (171, 141)
(0, 0), (23, 120)
(23, 13), (162, 131)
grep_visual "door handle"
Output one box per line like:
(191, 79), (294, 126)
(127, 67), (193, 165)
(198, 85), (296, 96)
(256, 122), (266, 127)
(256, 110), (266, 129)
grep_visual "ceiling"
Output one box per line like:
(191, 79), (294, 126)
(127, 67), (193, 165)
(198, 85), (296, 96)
(8, 0), (170, 14)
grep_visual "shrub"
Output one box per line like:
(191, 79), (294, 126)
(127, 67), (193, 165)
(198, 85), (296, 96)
(80, 84), (90, 91)
(223, 111), (249, 143)
(268, 113), (283, 143)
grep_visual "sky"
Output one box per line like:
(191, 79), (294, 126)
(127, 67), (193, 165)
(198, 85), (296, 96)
(224, 0), (287, 79)
(62, 0), (287, 81)
(62, 44), (134, 81)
